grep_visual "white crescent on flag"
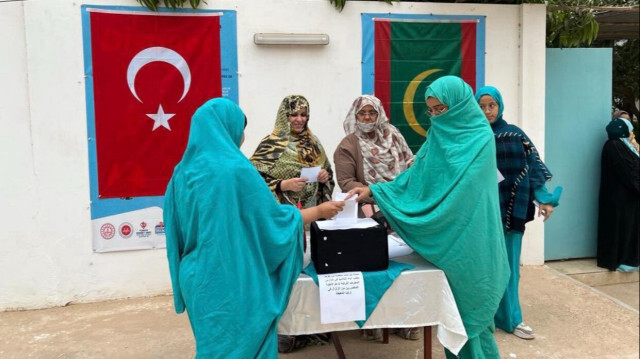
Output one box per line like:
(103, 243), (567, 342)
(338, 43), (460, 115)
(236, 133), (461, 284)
(126, 46), (191, 103)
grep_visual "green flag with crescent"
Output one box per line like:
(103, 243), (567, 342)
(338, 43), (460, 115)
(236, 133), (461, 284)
(374, 19), (478, 153)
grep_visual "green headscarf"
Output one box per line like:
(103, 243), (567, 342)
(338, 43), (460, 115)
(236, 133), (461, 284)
(370, 76), (509, 339)
(164, 98), (303, 358)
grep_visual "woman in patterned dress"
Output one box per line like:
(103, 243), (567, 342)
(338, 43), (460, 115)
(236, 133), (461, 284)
(250, 95), (335, 353)
(333, 95), (419, 341)
(251, 95), (334, 209)
(334, 94), (414, 218)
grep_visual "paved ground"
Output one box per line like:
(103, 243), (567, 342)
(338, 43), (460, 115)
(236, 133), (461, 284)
(547, 258), (639, 311)
(594, 281), (639, 311)
(0, 264), (637, 359)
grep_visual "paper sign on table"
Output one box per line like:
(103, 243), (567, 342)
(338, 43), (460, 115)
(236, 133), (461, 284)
(318, 271), (366, 324)
(300, 166), (321, 183)
(388, 233), (414, 258)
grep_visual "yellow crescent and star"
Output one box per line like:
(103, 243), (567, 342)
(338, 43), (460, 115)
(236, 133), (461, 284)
(402, 68), (441, 137)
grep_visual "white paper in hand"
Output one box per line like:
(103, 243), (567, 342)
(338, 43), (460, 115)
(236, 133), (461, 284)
(332, 192), (358, 223)
(300, 166), (321, 183)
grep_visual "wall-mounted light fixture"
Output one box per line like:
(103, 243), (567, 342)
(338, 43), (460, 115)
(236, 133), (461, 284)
(253, 33), (330, 45)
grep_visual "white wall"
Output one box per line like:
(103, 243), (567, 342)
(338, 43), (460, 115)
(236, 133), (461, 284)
(0, 0), (546, 310)
(518, 4), (547, 265)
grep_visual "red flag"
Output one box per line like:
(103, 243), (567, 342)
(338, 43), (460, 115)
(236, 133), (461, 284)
(89, 10), (221, 198)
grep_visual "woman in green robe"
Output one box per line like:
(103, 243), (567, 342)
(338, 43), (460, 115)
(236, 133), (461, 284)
(164, 98), (343, 358)
(348, 76), (510, 358)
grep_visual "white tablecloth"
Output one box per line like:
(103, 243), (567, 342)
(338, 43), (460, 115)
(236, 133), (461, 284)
(278, 251), (468, 354)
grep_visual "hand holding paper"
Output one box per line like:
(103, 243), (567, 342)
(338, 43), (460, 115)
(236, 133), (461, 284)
(282, 178), (307, 192)
(300, 166), (321, 183)
(332, 192), (358, 223)
(316, 201), (345, 219)
(345, 186), (371, 202)
(316, 169), (330, 184)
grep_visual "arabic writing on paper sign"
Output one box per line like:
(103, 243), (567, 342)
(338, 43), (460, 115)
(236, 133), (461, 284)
(325, 274), (362, 295)
(318, 271), (366, 324)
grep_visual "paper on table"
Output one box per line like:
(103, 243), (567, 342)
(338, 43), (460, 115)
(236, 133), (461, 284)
(388, 233), (414, 258)
(316, 218), (380, 230)
(332, 192), (358, 223)
(497, 169), (505, 183)
(300, 166), (321, 183)
(318, 271), (366, 324)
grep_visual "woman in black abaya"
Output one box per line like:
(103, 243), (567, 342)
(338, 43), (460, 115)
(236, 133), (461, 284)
(597, 117), (639, 271)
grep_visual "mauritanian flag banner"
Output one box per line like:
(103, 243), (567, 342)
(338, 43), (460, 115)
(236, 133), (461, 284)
(371, 17), (482, 153)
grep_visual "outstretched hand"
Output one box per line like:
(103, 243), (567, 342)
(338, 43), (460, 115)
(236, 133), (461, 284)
(345, 186), (372, 202)
(317, 201), (345, 219)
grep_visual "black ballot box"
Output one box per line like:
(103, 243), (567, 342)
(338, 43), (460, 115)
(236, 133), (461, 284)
(310, 220), (389, 275)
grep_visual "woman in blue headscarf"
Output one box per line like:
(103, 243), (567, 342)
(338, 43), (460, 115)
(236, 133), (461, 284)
(348, 76), (510, 359)
(475, 86), (562, 340)
(597, 114), (639, 272)
(163, 98), (344, 358)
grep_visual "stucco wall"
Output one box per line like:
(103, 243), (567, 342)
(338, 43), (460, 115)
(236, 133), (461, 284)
(0, 0), (546, 310)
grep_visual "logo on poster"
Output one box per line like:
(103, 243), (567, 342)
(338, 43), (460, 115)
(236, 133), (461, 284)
(136, 221), (152, 238)
(119, 223), (133, 238)
(155, 221), (165, 235)
(100, 223), (116, 240)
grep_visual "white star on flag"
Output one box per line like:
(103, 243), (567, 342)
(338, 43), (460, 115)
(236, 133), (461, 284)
(146, 104), (175, 131)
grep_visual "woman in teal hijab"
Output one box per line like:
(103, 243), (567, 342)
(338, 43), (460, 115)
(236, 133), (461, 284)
(475, 86), (561, 340)
(164, 98), (344, 358)
(348, 76), (510, 358)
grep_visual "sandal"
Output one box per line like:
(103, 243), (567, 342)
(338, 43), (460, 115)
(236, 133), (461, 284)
(396, 327), (421, 340)
(278, 334), (331, 353)
(361, 328), (383, 341)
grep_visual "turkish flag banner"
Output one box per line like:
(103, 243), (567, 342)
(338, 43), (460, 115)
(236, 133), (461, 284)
(88, 9), (221, 198)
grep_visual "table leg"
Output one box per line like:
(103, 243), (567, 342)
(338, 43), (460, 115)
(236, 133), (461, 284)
(330, 332), (346, 359)
(382, 328), (389, 344)
(423, 326), (432, 359)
